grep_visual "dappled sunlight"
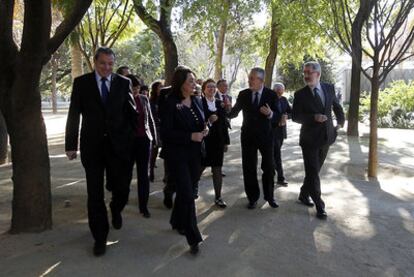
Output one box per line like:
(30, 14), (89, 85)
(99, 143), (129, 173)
(328, 181), (376, 239)
(398, 208), (414, 235)
(379, 178), (414, 202)
(313, 225), (333, 253)
(39, 261), (61, 277)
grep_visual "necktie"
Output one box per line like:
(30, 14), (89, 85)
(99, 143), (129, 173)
(101, 77), (109, 104)
(277, 100), (282, 113)
(313, 87), (324, 108)
(253, 92), (259, 108)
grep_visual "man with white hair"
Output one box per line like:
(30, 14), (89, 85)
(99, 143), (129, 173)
(272, 82), (292, 187)
(227, 67), (280, 209)
(292, 61), (345, 219)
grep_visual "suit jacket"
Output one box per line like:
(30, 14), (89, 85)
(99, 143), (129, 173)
(292, 83), (345, 148)
(228, 87), (279, 144)
(215, 92), (233, 131)
(202, 97), (230, 146)
(135, 94), (157, 145)
(65, 72), (136, 161)
(273, 96), (292, 140)
(161, 94), (205, 161)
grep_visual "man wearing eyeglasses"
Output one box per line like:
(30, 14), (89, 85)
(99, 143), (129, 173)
(292, 61), (345, 219)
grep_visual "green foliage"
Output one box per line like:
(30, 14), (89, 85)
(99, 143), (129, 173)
(113, 29), (164, 85)
(360, 80), (414, 129)
(278, 56), (335, 92)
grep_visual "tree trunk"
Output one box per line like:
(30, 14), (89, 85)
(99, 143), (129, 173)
(214, 20), (227, 81)
(347, 47), (362, 137)
(368, 71), (379, 178)
(7, 57), (52, 233)
(264, 2), (279, 88)
(0, 110), (8, 164)
(70, 40), (83, 81)
(161, 35), (178, 86)
(51, 55), (58, 114)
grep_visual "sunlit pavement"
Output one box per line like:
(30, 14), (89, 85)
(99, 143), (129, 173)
(0, 111), (413, 276)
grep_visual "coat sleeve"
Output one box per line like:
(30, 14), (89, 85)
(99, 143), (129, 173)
(331, 86), (345, 127)
(292, 91), (315, 125)
(160, 98), (192, 145)
(65, 78), (82, 151)
(227, 92), (243, 119)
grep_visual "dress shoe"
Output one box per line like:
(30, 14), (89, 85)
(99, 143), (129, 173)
(163, 192), (173, 209)
(277, 180), (288, 186)
(268, 200), (279, 208)
(221, 172), (226, 177)
(149, 171), (154, 182)
(214, 198), (227, 208)
(316, 209), (328, 220)
(93, 241), (106, 256)
(247, 201), (257, 209)
(110, 204), (122, 230)
(141, 210), (151, 218)
(298, 195), (314, 207)
(190, 243), (199, 255)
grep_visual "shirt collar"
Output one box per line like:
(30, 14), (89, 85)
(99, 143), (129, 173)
(253, 85), (264, 95)
(308, 82), (321, 91)
(95, 71), (112, 83)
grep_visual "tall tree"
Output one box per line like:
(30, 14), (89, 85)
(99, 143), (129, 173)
(323, 0), (376, 137)
(78, 0), (135, 71)
(133, 0), (178, 85)
(357, 0), (414, 177)
(0, 0), (92, 233)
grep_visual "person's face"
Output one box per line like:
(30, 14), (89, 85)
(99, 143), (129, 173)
(248, 72), (264, 92)
(204, 82), (217, 98)
(141, 89), (149, 96)
(303, 66), (320, 87)
(94, 53), (114, 77)
(217, 82), (228, 94)
(275, 88), (284, 98)
(132, 85), (140, 96)
(156, 84), (163, 95)
(182, 73), (196, 96)
(121, 68), (130, 76)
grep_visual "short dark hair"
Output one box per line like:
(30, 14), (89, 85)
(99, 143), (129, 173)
(94, 47), (115, 60)
(202, 78), (216, 93)
(171, 65), (195, 99)
(126, 74), (141, 87)
(116, 66), (129, 75)
(141, 85), (149, 92)
(216, 79), (227, 86)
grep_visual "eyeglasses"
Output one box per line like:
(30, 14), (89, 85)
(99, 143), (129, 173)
(302, 71), (317, 76)
(206, 85), (216, 89)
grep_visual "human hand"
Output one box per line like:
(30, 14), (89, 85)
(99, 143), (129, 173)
(208, 114), (218, 124)
(66, 151), (77, 160)
(314, 114), (327, 123)
(260, 104), (272, 116)
(191, 132), (204, 142)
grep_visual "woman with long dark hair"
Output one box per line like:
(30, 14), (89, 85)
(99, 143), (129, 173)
(161, 66), (206, 255)
(149, 80), (163, 182)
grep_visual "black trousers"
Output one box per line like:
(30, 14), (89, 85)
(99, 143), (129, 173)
(168, 154), (202, 246)
(241, 133), (275, 203)
(300, 144), (330, 211)
(81, 137), (130, 243)
(273, 138), (285, 182)
(127, 136), (151, 213)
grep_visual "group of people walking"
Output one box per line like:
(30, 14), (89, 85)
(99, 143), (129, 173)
(65, 47), (344, 257)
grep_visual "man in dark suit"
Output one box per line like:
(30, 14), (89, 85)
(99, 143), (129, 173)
(292, 61), (345, 219)
(65, 47), (136, 256)
(227, 68), (280, 209)
(215, 79), (232, 158)
(272, 82), (292, 186)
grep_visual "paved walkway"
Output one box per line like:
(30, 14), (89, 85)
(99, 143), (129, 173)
(0, 112), (413, 276)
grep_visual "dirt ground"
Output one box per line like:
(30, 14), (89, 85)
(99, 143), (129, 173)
(0, 112), (413, 276)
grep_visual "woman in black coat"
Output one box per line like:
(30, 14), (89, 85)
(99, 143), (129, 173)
(200, 79), (230, 208)
(149, 80), (163, 182)
(161, 66), (206, 255)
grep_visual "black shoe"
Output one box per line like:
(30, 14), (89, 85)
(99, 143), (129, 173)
(110, 204), (122, 230)
(149, 172), (154, 182)
(298, 195), (314, 207)
(163, 192), (173, 209)
(268, 200), (279, 208)
(247, 201), (257, 209)
(93, 241), (106, 256)
(316, 209), (328, 220)
(221, 172), (226, 177)
(141, 210), (151, 218)
(214, 198), (227, 208)
(190, 243), (199, 255)
(277, 180), (288, 186)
